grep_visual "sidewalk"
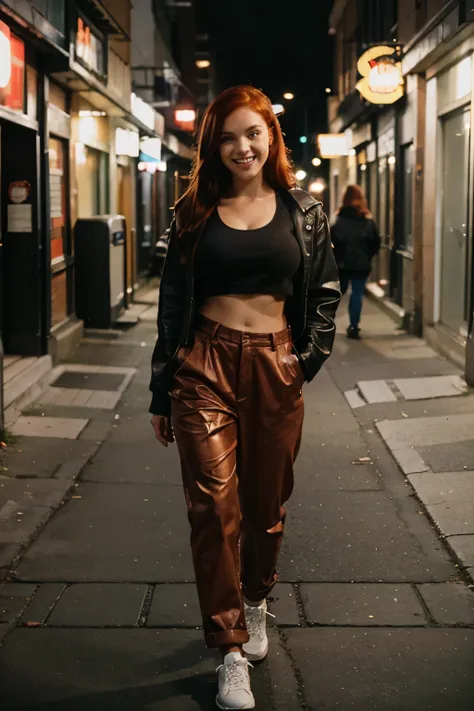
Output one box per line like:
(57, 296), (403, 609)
(0, 289), (473, 710)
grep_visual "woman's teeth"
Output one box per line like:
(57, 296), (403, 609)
(234, 157), (255, 164)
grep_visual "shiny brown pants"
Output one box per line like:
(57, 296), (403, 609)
(170, 315), (304, 648)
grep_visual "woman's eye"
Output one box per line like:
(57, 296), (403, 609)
(221, 135), (233, 143)
(249, 131), (259, 139)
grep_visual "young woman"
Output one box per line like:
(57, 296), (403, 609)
(331, 184), (380, 339)
(150, 85), (341, 710)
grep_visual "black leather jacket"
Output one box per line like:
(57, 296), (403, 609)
(150, 188), (341, 416)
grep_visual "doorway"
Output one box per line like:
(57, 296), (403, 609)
(439, 107), (470, 336)
(0, 119), (43, 355)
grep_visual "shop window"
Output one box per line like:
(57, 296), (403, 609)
(368, 162), (378, 222)
(76, 145), (109, 218)
(32, 0), (66, 36)
(49, 137), (67, 265)
(0, 24), (25, 113)
(378, 157), (388, 236)
(76, 15), (105, 77)
(401, 144), (414, 251)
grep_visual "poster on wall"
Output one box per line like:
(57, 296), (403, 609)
(8, 204), (32, 232)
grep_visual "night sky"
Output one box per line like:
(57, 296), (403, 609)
(195, 0), (334, 173)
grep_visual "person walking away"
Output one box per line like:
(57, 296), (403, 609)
(331, 184), (380, 339)
(149, 85), (341, 709)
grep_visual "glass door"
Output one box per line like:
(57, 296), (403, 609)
(440, 108), (470, 335)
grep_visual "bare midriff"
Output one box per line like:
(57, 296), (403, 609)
(199, 294), (286, 333)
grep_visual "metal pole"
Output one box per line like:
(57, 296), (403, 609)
(0, 335), (4, 435)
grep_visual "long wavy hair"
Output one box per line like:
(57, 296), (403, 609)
(339, 184), (372, 218)
(175, 85), (295, 253)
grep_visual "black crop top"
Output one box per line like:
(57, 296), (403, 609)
(195, 193), (302, 299)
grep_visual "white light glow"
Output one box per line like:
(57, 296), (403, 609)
(272, 103), (285, 115)
(196, 59), (210, 69)
(312, 157), (322, 167)
(0, 29), (12, 88)
(360, 164), (367, 171)
(175, 109), (196, 123)
(309, 180), (326, 194)
(131, 92), (155, 130)
(318, 134), (349, 158)
(388, 155), (396, 165)
(283, 92), (294, 100)
(295, 170), (307, 181)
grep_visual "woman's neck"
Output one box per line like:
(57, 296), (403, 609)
(229, 174), (273, 201)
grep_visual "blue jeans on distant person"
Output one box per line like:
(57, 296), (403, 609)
(339, 274), (367, 328)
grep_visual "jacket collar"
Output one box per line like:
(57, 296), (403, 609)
(285, 188), (321, 214)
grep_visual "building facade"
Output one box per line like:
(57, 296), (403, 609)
(0, 0), (207, 426)
(327, 0), (474, 384)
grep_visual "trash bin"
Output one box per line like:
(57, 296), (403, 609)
(75, 215), (126, 329)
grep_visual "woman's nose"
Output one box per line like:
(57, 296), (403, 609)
(236, 137), (250, 153)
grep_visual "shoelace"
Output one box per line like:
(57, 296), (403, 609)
(216, 658), (254, 692)
(245, 606), (275, 639)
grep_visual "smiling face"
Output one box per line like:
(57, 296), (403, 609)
(219, 107), (271, 183)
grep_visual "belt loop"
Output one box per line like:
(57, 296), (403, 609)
(270, 333), (277, 351)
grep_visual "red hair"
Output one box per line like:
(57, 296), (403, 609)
(339, 184), (372, 218)
(175, 85), (295, 251)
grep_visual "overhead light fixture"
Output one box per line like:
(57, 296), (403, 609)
(325, 88), (331, 94)
(283, 92), (294, 100)
(295, 169), (307, 181)
(272, 103), (285, 116)
(79, 110), (106, 117)
(196, 59), (211, 69)
(175, 108), (196, 123)
(312, 157), (322, 167)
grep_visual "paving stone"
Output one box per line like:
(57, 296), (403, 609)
(0, 478), (78, 510)
(47, 584), (147, 626)
(295, 434), (381, 492)
(285, 628), (474, 710)
(20, 584), (66, 624)
(54, 447), (100, 479)
(357, 380), (397, 404)
(394, 376), (464, 400)
(408, 471), (474, 536)
(344, 389), (366, 408)
(300, 583), (426, 626)
(268, 583), (300, 626)
(418, 440), (474, 473)
(83, 438), (182, 485)
(79, 419), (113, 442)
(16, 484), (193, 582)
(146, 584), (201, 627)
(0, 543), (21, 574)
(417, 583), (474, 625)
(0, 437), (100, 478)
(0, 501), (54, 544)
(446, 534), (474, 570)
(279, 490), (455, 583)
(10, 416), (89, 440)
(392, 447), (429, 475)
(0, 629), (220, 710)
(0, 583), (37, 623)
(51, 371), (126, 391)
(376, 414), (474, 448)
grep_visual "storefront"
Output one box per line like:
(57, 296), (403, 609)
(0, 18), (43, 356)
(419, 45), (474, 362)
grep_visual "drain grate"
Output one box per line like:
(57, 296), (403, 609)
(51, 371), (126, 391)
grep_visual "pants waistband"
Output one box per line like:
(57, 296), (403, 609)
(196, 314), (291, 348)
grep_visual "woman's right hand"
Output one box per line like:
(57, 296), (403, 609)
(151, 415), (175, 447)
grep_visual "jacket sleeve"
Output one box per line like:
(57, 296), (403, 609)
(371, 220), (381, 258)
(295, 207), (342, 382)
(149, 219), (186, 416)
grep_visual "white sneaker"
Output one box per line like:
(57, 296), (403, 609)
(216, 652), (255, 710)
(242, 599), (271, 661)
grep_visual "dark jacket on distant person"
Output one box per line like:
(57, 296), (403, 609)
(331, 206), (381, 279)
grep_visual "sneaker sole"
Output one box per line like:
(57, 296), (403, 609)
(242, 637), (269, 662)
(216, 695), (256, 710)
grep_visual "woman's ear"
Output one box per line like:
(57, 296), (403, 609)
(268, 126), (274, 147)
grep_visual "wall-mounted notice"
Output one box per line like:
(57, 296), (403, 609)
(8, 203), (32, 232)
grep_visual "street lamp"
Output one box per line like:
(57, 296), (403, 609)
(295, 169), (307, 181)
(195, 59), (211, 69)
(312, 157), (322, 167)
(283, 92), (294, 100)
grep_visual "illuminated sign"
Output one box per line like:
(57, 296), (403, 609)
(115, 127), (139, 157)
(356, 46), (404, 105)
(140, 137), (162, 161)
(317, 134), (349, 158)
(131, 92), (155, 131)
